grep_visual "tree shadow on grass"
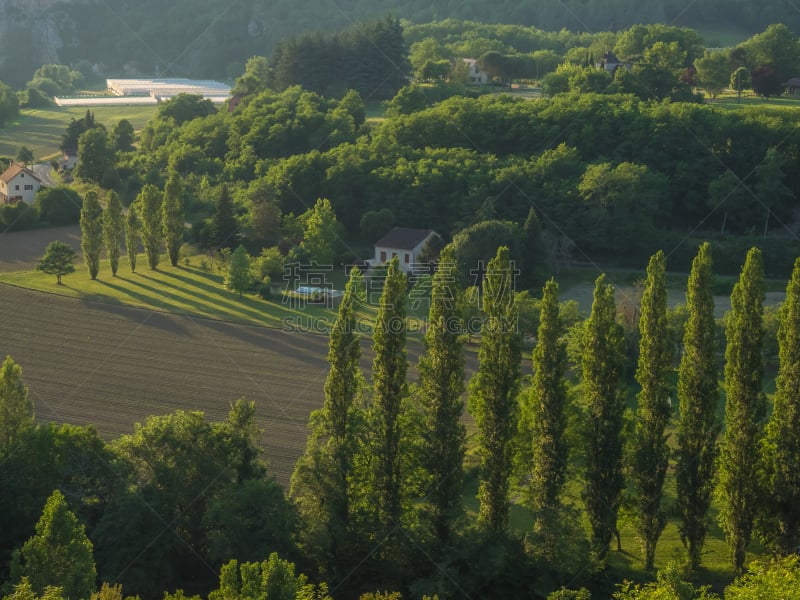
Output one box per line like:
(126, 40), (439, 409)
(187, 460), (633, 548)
(93, 279), (189, 335)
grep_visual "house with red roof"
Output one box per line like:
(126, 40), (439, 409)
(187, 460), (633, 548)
(0, 164), (43, 204)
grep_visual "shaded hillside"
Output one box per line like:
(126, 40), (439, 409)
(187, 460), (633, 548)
(0, 0), (796, 86)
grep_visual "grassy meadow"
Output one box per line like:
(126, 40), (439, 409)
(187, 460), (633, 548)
(0, 105), (159, 160)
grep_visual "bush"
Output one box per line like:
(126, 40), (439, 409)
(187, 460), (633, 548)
(0, 202), (38, 230)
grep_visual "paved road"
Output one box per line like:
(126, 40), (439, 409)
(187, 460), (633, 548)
(32, 162), (59, 187)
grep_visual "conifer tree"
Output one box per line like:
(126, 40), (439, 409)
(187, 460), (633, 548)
(675, 242), (720, 571)
(210, 184), (237, 250)
(0, 355), (33, 452)
(521, 278), (567, 558)
(102, 190), (123, 276)
(138, 184), (163, 270)
(583, 274), (625, 559)
(368, 256), (409, 533)
(291, 268), (363, 580)
(10, 490), (96, 600)
(631, 251), (672, 570)
(162, 174), (185, 267)
(125, 201), (140, 273)
(718, 247), (766, 574)
(418, 247), (466, 543)
(79, 190), (103, 280)
(468, 246), (521, 533)
(763, 257), (800, 555)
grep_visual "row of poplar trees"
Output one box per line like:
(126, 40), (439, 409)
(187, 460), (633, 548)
(79, 174), (185, 278)
(290, 242), (800, 596)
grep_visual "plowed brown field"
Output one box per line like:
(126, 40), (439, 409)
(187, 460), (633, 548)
(0, 283), (352, 484)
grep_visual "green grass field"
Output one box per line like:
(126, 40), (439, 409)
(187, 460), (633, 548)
(0, 105), (159, 161)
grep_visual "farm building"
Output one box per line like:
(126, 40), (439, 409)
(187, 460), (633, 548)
(106, 78), (231, 102)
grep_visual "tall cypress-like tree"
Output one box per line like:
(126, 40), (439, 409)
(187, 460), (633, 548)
(521, 278), (567, 558)
(369, 256), (408, 533)
(210, 184), (238, 250)
(125, 200), (140, 273)
(763, 257), (800, 555)
(162, 174), (185, 267)
(138, 184), (163, 270)
(631, 251), (672, 570)
(418, 247), (466, 544)
(468, 246), (521, 533)
(583, 274), (625, 559)
(719, 247), (766, 574)
(0, 355), (33, 452)
(79, 190), (103, 280)
(290, 268), (363, 581)
(103, 190), (124, 276)
(675, 242), (720, 572)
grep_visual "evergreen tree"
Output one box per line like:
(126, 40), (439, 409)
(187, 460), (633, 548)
(162, 174), (185, 267)
(521, 278), (567, 559)
(137, 184), (163, 270)
(583, 274), (625, 559)
(290, 269), (363, 581)
(10, 490), (96, 600)
(225, 245), (251, 297)
(102, 190), (123, 277)
(417, 247), (466, 544)
(79, 191), (103, 280)
(675, 243), (720, 572)
(718, 247), (766, 574)
(762, 257), (800, 555)
(631, 250), (672, 570)
(125, 201), (140, 273)
(210, 184), (238, 250)
(367, 256), (409, 535)
(468, 246), (521, 533)
(0, 355), (33, 452)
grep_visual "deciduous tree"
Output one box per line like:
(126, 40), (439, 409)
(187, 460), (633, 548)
(225, 245), (251, 297)
(79, 191), (103, 280)
(630, 251), (672, 570)
(137, 184), (162, 270)
(675, 243), (720, 572)
(36, 241), (76, 284)
(10, 490), (96, 600)
(0, 355), (33, 452)
(102, 191), (123, 276)
(469, 246), (521, 533)
(162, 174), (185, 267)
(583, 274), (625, 559)
(762, 257), (800, 555)
(718, 247), (766, 574)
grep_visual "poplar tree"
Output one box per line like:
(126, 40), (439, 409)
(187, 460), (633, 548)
(138, 184), (163, 270)
(418, 247), (466, 543)
(763, 257), (800, 555)
(583, 274), (625, 559)
(103, 190), (124, 276)
(162, 174), (185, 267)
(718, 247), (766, 574)
(522, 278), (567, 558)
(79, 190), (103, 279)
(675, 242), (720, 572)
(125, 201), (140, 273)
(631, 251), (672, 570)
(369, 256), (408, 533)
(468, 246), (521, 533)
(0, 355), (33, 452)
(290, 268), (363, 580)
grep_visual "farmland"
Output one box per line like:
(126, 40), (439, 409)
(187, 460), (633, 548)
(0, 105), (158, 160)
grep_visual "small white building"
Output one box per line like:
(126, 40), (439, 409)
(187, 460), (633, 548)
(463, 58), (490, 85)
(372, 227), (440, 273)
(0, 164), (43, 205)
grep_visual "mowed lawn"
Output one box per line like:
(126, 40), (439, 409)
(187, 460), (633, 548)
(0, 105), (158, 159)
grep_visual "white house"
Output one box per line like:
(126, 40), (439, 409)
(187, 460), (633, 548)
(371, 227), (440, 273)
(462, 58), (490, 85)
(0, 164), (43, 205)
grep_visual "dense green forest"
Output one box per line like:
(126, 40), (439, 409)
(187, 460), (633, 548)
(1, 0), (799, 86)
